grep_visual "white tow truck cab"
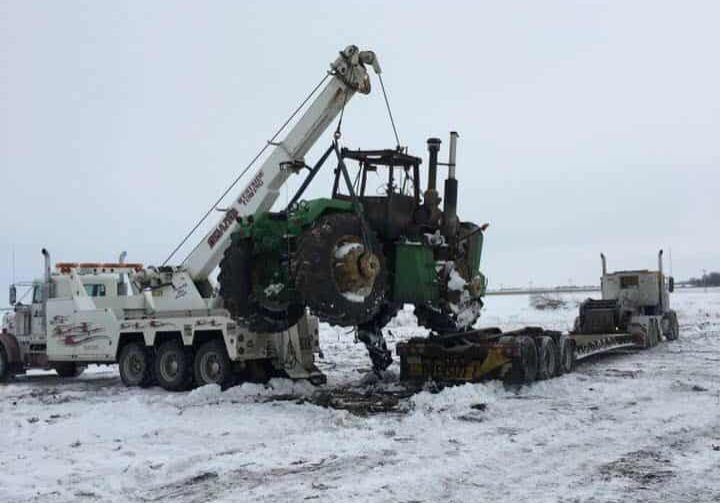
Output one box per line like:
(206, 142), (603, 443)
(1, 250), (322, 388)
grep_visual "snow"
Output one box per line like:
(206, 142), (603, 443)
(334, 242), (363, 259)
(263, 283), (284, 297)
(447, 268), (466, 292)
(2, 289), (719, 502)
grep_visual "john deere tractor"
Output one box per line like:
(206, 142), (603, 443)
(219, 133), (487, 370)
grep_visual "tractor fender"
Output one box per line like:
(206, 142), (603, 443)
(0, 332), (21, 365)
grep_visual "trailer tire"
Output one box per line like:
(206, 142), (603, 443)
(194, 340), (233, 389)
(557, 334), (574, 375)
(0, 344), (10, 382)
(119, 343), (154, 387)
(54, 363), (85, 378)
(154, 341), (193, 391)
(504, 335), (538, 384)
(536, 336), (557, 380)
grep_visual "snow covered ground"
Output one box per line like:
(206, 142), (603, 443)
(1, 289), (719, 502)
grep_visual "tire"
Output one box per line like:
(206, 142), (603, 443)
(219, 238), (303, 333)
(536, 336), (558, 380)
(118, 342), (154, 387)
(503, 335), (538, 384)
(645, 319), (660, 348)
(557, 334), (575, 375)
(54, 363), (84, 378)
(194, 340), (233, 389)
(0, 344), (11, 383)
(663, 311), (680, 341)
(154, 340), (193, 391)
(295, 213), (387, 327)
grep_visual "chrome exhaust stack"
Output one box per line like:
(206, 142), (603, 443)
(442, 131), (459, 238)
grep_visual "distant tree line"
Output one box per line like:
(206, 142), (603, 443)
(688, 272), (720, 287)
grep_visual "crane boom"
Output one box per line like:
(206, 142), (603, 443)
(181, 45), (381, 283)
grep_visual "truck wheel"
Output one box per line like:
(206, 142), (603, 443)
(536, 336), (558, 380)
(154, 341), (193, 391)
(503, 335), (538, 384)
(663, 312), (680, 341)
(54, 363), (85, 378)
(119, 343), (154, 387)
(644, 320), (660, 348)
(557, 334), (575, 375)
(194, 340), (233, 389)
(0, 344), (11, 382)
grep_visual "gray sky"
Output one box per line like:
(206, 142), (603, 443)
(1, 0), (718, 304)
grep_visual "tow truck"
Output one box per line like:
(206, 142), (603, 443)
(0, 45), (383, 390)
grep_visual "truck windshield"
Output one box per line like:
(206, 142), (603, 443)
(84, 284), (107, 297)
(32, 285), (42, 303)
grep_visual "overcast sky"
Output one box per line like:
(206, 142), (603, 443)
(1, 1), (718, 305)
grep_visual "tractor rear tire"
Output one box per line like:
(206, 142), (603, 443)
(119, 342), (154, 387)
(194, 340), (234, 389)
(154, 340), (193, 391)
(557, 334), (575, 375)
(504, 335), (538, 384)
(295, 213), (387, 327)
(54, 363), (85, 378)
(219, 237), (303, 333)
(536, 336), (558, 380)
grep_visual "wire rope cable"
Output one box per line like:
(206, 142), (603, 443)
(378, 74), (401, 148)
(162, 73), (332, 266)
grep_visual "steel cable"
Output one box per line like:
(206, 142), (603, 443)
(162, 73), (332, 266)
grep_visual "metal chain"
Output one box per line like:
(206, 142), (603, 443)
(162, 73), (332, 266)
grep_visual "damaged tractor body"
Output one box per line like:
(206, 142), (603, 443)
(219, 135), (488, 370)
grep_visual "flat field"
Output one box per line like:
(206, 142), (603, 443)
(1, 289), (718, 502)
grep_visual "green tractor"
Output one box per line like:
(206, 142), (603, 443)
(219, 133), (487, 370)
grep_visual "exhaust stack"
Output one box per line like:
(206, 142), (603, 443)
(41, 248), (51, 301)
(601, 253), (607, 276)
(658, 249), (664, 306)
(423, 137), (442, 220)
(442, 131), (459, 238)
(118, 251), (128, 296)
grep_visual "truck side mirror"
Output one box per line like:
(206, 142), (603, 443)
(9, 285), (16, 305)
(668, 276), (674, 293)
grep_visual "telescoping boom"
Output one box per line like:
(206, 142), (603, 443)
(180, 45), (381, 284)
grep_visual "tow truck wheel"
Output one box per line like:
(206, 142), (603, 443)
(557, 334), (575, 375)
(194, 340), (233, 389)
(503, 335), (538, 384)
(154, 341), (193, 391)
(54, 363), (85, 378)
(536, 336), (557, 380)
(119, 343), (154, 387)
(0, 344), (11, 382)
